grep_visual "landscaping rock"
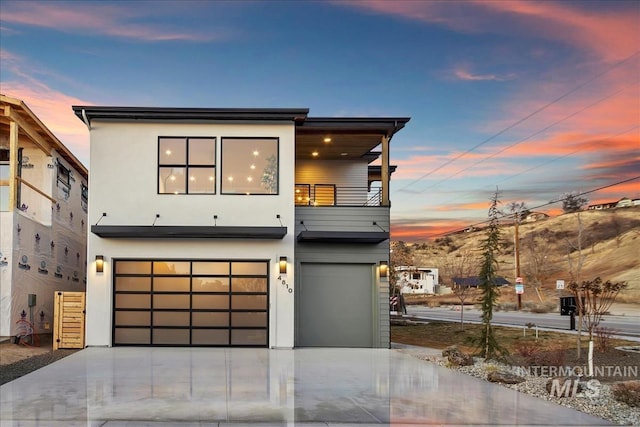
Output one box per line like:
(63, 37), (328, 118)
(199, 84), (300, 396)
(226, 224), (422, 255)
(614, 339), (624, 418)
(612, 380), (640, 407)
(442, 345), (473, 366)
(487, 370), (525, 384)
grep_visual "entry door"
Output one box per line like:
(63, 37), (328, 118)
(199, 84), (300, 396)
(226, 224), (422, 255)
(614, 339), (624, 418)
(298, 263), (373, 347)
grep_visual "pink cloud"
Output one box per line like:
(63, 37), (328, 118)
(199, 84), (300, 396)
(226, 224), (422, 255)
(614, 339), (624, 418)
(1, 81), (90, 167)
(1, 2), (230, 42)
(337, 0), (640, 61)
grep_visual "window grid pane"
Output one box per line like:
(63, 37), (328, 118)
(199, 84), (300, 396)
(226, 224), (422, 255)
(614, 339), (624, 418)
(158, 137), (216, 194)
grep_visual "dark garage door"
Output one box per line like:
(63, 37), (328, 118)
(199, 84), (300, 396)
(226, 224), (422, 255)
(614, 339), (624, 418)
(113, 260), (269, 346)
(298, 263), (373, 347)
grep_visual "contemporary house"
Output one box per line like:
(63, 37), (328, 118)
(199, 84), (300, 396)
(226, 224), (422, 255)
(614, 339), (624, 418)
(395, 266), (439, 294)
(73, 105), (409, 348)
(0, 95), (88, 338)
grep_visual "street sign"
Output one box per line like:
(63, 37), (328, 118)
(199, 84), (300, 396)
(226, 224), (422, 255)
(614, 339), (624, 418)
(556, 280), (565, 290)
(516, 277), (523, 284)
(515, 284), (524, 294)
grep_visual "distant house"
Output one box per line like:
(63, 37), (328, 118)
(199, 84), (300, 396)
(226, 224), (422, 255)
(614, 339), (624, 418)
(396, 266), (439, 294)
(587, 197), (638, 210)
(524, 212), (549, 223)
(587, 201), (618, 210)
(616, 197), (633, 208)
(452, 277), (510, 287)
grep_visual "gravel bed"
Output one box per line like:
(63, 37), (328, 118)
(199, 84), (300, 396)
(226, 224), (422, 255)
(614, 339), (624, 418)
(0, 349), (79, 386)
(418, 353), (640, 426)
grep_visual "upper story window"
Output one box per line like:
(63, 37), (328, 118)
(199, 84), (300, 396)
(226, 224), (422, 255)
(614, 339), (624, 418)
(158, 137), (216, 194)
(57, 162), (70, 189)
(221, 138), (278, 195)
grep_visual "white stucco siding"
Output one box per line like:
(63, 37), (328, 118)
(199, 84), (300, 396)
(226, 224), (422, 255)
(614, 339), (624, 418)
(88, 121), (295, 227)
(86, 120), (296, 348)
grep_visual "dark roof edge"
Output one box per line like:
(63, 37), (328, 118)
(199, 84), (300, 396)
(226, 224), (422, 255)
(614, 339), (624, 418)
(72, 106), (310, 124)
(299, 117), (410, 136)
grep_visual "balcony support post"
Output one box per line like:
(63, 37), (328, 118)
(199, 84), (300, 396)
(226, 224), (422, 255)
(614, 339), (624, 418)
(381, 135), (390, 206)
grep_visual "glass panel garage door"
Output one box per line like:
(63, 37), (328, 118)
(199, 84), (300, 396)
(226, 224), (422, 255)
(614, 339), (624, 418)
(113, 260), (269, 346)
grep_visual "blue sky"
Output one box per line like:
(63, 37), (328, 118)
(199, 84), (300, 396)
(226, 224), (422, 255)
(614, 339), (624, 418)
(1, 0), (639, 240)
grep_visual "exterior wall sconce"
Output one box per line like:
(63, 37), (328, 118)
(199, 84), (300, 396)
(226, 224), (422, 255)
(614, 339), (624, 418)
(379, 261), (388, 278)
(279, 256), (287, 275)
(96, 255), (104, 273)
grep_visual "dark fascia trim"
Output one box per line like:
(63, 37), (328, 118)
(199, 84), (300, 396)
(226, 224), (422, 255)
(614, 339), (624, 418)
(368, 165), (398, 174)
(297, 230), (389, 244)
(299, 117), (411, 137)
(72, 106), (309, 124)
(92, 225), (287, 239)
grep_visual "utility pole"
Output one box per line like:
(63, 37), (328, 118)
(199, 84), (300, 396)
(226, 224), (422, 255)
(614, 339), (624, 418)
(515, 217), (521, 310)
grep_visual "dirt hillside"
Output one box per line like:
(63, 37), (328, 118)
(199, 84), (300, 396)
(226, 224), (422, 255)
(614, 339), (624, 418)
(403, 206), (640, 304)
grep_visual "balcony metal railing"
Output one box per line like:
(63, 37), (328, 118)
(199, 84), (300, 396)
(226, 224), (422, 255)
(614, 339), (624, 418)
(295, 184), (384, 207)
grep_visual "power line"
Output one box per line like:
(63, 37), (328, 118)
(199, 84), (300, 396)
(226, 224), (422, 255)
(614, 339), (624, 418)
(492, 125), (639, 186)
(414, 81), (639, 194)
(424, 175), (640, 239)
(396, 49), (640, 195)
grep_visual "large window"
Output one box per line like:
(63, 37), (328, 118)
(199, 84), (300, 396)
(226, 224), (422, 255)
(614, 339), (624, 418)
(158, 137), (216, 194)
(221, 138), (278, 195)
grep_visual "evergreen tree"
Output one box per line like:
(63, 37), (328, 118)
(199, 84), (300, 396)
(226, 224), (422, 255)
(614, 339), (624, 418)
(476, 189), (507, 359)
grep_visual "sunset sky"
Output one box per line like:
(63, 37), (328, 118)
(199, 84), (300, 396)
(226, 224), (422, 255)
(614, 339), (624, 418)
(1, 0), (638, 241)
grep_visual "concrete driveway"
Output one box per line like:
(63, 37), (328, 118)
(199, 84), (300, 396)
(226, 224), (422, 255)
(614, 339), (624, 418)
(0, 347), (612, 426)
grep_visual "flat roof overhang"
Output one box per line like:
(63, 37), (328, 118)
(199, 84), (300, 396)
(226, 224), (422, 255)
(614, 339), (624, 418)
(72, 106), (309, 124)
(91, 225), (287, 239)
(297, 230), (389, 244)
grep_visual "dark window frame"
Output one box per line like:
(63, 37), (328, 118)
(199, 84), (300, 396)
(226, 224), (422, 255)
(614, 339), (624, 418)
(57, 161), (70, 189)
(157, 136), (217, 195)
(220, 137), (280, 196)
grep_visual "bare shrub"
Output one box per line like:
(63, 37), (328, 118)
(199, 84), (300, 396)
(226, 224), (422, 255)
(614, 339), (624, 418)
(612, 381), (640, 407)
(594, 326), (618, 352)
(529, 302), (556, 314)
(533, 344), (567, 367)
(512, 339), (538, 359)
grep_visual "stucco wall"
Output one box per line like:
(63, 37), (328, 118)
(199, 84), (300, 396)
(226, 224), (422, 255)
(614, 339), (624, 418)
(86, 120), (296, 348)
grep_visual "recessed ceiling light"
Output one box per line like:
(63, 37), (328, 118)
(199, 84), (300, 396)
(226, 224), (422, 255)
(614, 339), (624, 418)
(312, 151), (319, 157)
(165, 150), (172, 155)
(323, 137), (332, 143)
(228, 176), (234, 181)
(341, 152), (348, 156)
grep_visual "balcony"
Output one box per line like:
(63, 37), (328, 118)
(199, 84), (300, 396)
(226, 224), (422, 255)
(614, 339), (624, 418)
(294, 184), (385, 207)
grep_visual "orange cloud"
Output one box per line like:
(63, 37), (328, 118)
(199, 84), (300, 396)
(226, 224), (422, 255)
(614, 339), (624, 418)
(391, 219), (472, 241)
(1, 2), (230, 42)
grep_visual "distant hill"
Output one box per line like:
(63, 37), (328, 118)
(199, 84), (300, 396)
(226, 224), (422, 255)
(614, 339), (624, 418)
(400, 206), (640, 304)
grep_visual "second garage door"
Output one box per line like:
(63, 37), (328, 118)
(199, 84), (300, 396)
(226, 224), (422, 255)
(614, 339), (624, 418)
(297, 263), (374, 347)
